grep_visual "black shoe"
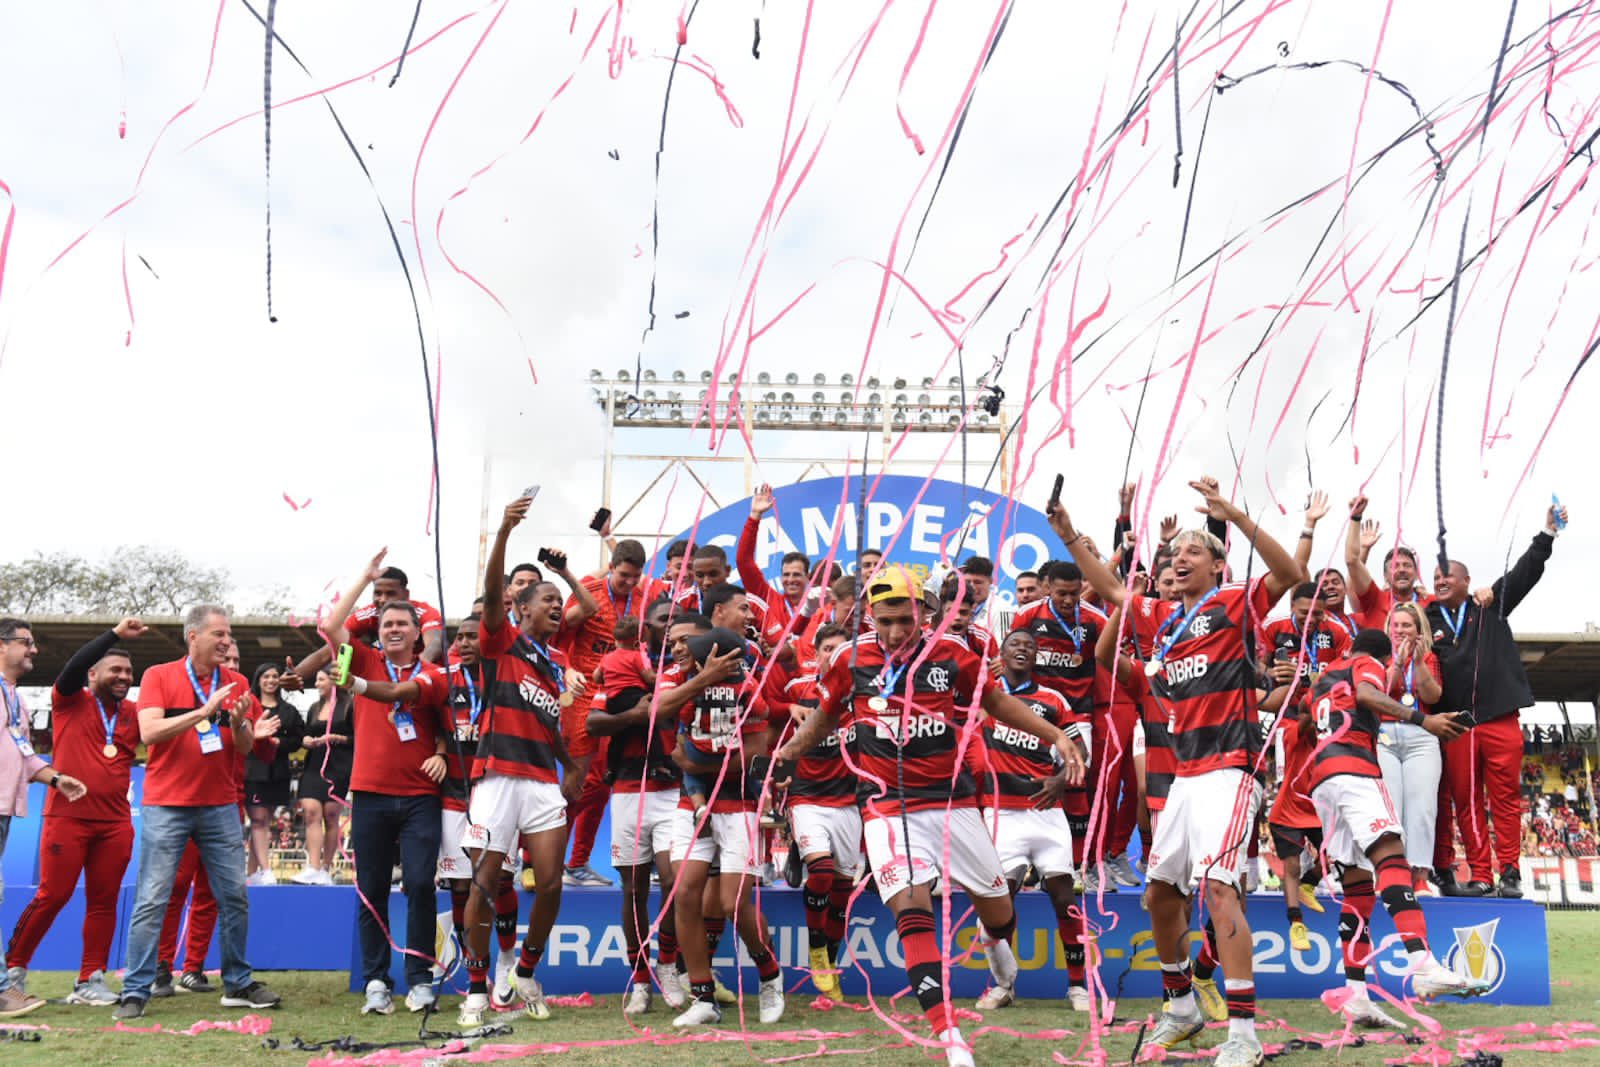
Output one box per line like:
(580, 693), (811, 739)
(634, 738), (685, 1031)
(177, 970), (215, 994)
(783, 847), (804, 889)
(1497, 865), (1523, 899)
(113, 996), (147, 1021)
(151, 967), (175, 998)
(220, 980), (282, 1009)
(1435, 867), (1459, 894)
(1455, 879), (1493, 897)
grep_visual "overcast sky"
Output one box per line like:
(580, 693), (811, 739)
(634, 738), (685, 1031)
(0, 0), (1595, 634)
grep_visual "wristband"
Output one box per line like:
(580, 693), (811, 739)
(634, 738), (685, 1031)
(1408, 708), (1425, 727)
(48, 775), (61, 791)
(1299, 528), (1314, 539)
(352, 676), (368, 695)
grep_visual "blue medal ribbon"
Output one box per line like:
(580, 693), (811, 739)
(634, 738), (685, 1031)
(459, 665), (484, 727)
(1441, 601), (1469, 641)
(1153, 587), (1220, 663)
(185, 660), (222, 734)
(94, 694), (118, 750)
(383, 658), (424, 728)
(522, 637), (566, 694)
(1047, 599), (1084, 656)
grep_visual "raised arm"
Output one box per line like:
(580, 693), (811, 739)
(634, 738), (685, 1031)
(1493, 503), (1563, 617)
(1047, 496), (1128, 608)
(1193, 479), (1303, 599)
(58, 618), (146, 695)
(325, 548), (388, 649)
(1293, 491), (1330, 573)
(736, 484), (780, 605)
(1344, 495), (1377, 598)
(484, 495), (532, 634)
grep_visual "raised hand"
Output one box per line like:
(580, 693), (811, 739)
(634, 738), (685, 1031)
(1189, 477), (1234, 521)
(1159, 514), (1181, 543)
(113, 617), (149, 640)
(1349, 494), (1369, 520)
(502, 496), (532, 530)
(751, 483), (776, 519)
(1360, 519), (1382, 551)
(1118, 481), (1138, 514)
(1304, 490), (1330, 524)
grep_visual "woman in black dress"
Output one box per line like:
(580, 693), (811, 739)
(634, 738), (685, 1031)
(245, 663), (304, 885)
(293, 669), (353, 885)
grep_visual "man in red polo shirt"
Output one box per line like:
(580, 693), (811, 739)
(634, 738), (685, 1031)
(737, 483), (817, 649)
(1344, 496), (1432, 629)
(115, 605), (280, 1020)
(559, 538), (647, 888)
(6, 619), (147, 1006)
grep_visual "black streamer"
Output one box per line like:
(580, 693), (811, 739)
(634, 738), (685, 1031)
(388, 0), (427, 88)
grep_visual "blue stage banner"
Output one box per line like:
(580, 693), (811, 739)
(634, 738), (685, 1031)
(1, 768), (145, 888)
(654, 475), (1056, 605)
(313, 887), (1549, 1006)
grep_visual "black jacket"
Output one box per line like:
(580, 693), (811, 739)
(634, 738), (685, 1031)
(243, 700), (306, 784)
(1427, 530), (1554, 724)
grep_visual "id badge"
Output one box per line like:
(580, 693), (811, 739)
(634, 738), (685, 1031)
(11, 731), (35, 758)
(394, 711), (418, 742)
(197, 726), (224, 754)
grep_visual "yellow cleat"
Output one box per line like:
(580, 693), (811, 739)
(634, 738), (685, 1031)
(1193, 976), (1228, 1022)
(519, 867), (537, 892)
(1289, 921), (1312, 952)
(1299, 883), (1324, 914)
(809, 946), (842, 1000)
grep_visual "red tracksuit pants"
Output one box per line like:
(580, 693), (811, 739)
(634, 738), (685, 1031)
(6, 817), (133, 980)
(159, 840), (217, 971)
(1436, 712), (1524, 883)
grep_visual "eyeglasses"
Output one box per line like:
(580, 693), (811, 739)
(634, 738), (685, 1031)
(1, 638), (38, 649)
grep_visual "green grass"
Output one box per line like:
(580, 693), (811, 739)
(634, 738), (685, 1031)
(5, 912), (1597, 1065)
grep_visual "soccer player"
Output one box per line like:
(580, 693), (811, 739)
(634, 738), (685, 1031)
(1259, 656), (1325, 956)
(978, 628), (1095, 1011)
(1262, 582), (1352, 682)
(780, 567), (1085, 1067)
(1051, 478), (1302, 1067)
(1014, 571), (1042, 607)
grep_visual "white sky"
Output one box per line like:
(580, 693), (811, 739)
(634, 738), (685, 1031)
(0, 0), (1595, 633)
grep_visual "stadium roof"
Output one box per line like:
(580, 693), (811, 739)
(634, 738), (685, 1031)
(11, 616), (1600, 705)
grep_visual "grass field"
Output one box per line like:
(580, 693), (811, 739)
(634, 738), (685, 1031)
(4, 911), (1597, 1065)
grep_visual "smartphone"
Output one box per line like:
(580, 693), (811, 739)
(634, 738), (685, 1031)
(536, 546), (566, 570)
(334, 644), (354, 688)
(1049, 474), (1064, 508)
(1552, 493), (1568, 530)
(589, 507), (612, 533)
(521, 484), (541, 502)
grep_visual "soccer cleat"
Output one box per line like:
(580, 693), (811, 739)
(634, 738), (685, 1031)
(758, 976), (785, 1023)
(516, 971), (551, 1019)
(458, 992), (489, 1027)
(1412, 959), (1489, 1000)
(1342, 992), (1402, 1028)
(4, 967), (25, 997)
(939, 1027), (976, 1067)
(1106, 852), (1142, 887)
(1213, 1033), (1266, 1067)
(177, 970), (215, 994)
(1148, 1009), (1205, 1049)
(1497, 864), (1523, 899)
(405, 982), (437, 1013)
(361, 979), (395, 1015)
(1289, 921), (1312, 952)
(712, 972), (737, 1005)
(492, 955), (517, 1009)
(658, 965), (689, 1009)
(150, 966), (175, 999)
(1067, 986), (1092, 1012)
(221, 981), (282, 1009)
(809, 946), (842, 1000)
(562, 864), (614, 888)
(986, 935), (1019, 991)
(1299, 883), (1325, 913)
(66, 971), (121, 1006)
(519, 867), (537, 892)
(974, 983), (1015, 1010)
(672, 998), (723, 1028)
(624, 982), (653, 1016)
(110, 996), (146, 1021)
(1193, 976), (1228, 1022)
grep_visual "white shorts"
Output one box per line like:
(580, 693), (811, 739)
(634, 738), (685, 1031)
(670, 807), (764, 877)
(1145, 768), (1261, 893)
(864, 806), (1009, 900)
(439, 809), (519, 880)
(465, 773), (567, 856)
(790, 803), (864, 877)
(1311, 775), (1401, 872)
(989, 807), (1076, 878)
(609, 790), (679, 869)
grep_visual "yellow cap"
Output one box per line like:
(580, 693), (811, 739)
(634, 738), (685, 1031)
(865, 565), (922, 605)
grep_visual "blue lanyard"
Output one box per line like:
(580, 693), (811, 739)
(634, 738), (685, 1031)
(1305, 627), (1320, 671)
(1047, 599), (1084, 653)
(184, 660), (221, 705)
(522, 637), (566, 693)
(877, 657), (912, 700)
(458, 666), (484, 726)
(607, 580), (633, 620)
(383, 658), (424, 714)
(1403, 658), (1415, 700)
(94, 694), (118, 748)
(1155, 587), (1220, 662)
(998, 675), (1032, 696)
(1441, 601), (1469, 640)
(0, 679), (21, 731)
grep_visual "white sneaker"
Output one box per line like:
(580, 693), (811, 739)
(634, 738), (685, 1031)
(361, 979), (394, 1015)
(515, 971), (550, 1020)
(492, 955), (517, 1009)
(457, 991), (489, 1027)
(1412, 958), (1487, 1000)
(758, 976), (784, 1023)
(291, 866), (323, 886)
(1213, 1033), (1265, 1067)
(975, 983), (1014, 1010)
(624, 982), (653, 1016)
(1342, 992), (1402, 1028)
(1067, 985), (1091, 1011)
(939, 1027), (976, 1067)
(985, 935), (1018, 990)
(246, 869), (277, 887)
(672, 997), (723, 1027)
(405, 982), (436, 1013)
(658, 965), (689, 1009)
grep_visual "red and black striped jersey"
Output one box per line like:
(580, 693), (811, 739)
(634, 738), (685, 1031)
(474, 617), (566, 784)
(1260, 617), (1351, 680)
(1306, 653), (1389, 791)
(1267, 713), (1319, 829)
(595, 659), (679, 796)
(816, 632), (994, 818)
(977, 680), (1069, 810)
(441, 661), (488, 811)
(1012, 599), (1108, 719)
(1130, 580), (1280, 779)
(779, 673), (854, 808)
(669, 663), (769, 813)
(942, 624), (999, 663)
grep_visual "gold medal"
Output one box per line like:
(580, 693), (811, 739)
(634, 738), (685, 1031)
(1065, 654), (1083, 669)
(103, 743), (118, 759)
(559, 690), (574, 707)
(195, 716), (211, 733)
(867, 695), (889, 713)
(1144, 659), (1163, 678)
(1400, 693), (1416, 708)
